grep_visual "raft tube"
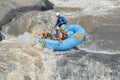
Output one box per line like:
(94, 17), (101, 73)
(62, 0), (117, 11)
(39, 24), (86, 51)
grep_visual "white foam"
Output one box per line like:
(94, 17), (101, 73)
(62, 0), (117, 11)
(79, 47), (119, 54)
(49, 0), (119, 15)
(17, 32), (37, 45)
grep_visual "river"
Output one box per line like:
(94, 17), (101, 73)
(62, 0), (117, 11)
(0, 0), (120, 80)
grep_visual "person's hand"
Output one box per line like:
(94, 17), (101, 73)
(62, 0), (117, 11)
(58, 21), (63, 25)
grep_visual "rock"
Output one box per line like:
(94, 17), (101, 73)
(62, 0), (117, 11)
(2, 11), (55, 36)
(0, 0), (54, 25)
(0, 32), (2, 41)
(0, 26), (5, 41)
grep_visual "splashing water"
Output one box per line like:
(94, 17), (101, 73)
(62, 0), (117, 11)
(0, 0), (120, 80)
(0, 36), (60, 80)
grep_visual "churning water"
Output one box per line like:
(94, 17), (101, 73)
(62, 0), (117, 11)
(0, 0), (120, 80)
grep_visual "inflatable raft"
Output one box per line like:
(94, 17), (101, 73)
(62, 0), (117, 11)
(39, 24), (86, 51)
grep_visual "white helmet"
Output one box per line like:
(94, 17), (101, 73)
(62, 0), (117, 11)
(56, 12), (60, 16)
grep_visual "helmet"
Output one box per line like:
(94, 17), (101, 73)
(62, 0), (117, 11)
(61, 27), (65, 30)
(56, 12), (60, 16)
(47, 31), (51, 34)
(61, 24), (67, 29)
(56, 27), (60, 30)
(52, 29), (56, 35)
(41, 31), (46, 34)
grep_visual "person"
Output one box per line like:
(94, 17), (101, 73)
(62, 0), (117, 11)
(40, 31), (47, 39)
(46, 30), (52, 39)
(54, 12), (67, 28)
(60, 27), (68, 40)
(52, 27), (63, 40)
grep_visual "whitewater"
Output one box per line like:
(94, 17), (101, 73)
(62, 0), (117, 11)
(0, 0), (120, 80)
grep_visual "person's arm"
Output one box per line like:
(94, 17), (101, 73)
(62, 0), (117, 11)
(59, 32), (63, 40)
(54, 19), (59, 28)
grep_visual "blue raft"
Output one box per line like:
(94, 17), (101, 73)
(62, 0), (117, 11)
(39, 24), (86, 51)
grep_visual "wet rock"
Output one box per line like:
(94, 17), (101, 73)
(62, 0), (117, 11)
(0, 32), (2, 41)
(0, 0), (54, 25)
(0, 25), (2, 41)
(0, 26), (5, 41)
(2, 11), (55, 36)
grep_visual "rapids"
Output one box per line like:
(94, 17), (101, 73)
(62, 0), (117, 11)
(0, 0), (120, 80)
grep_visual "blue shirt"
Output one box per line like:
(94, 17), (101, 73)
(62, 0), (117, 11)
(54, 16), (67, 28)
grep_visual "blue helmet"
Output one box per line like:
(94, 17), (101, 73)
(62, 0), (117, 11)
(61, 24), (67, 29)
(51, 29), (56, 35)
